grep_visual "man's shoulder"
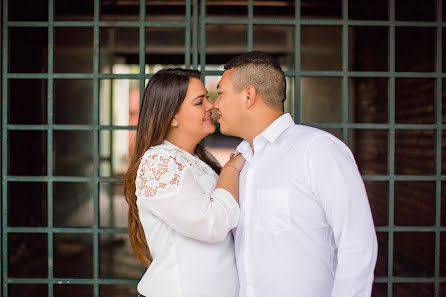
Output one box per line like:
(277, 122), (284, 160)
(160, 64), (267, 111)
(281, 124), (335, 146)
(275, 124), (352, 160)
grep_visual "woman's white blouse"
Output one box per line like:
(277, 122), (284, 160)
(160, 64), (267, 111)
(135, 140), (240, 297)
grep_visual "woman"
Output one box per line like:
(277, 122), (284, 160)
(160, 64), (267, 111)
(124, 68), (244, 297)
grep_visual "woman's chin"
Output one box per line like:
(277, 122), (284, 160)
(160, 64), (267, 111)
(204, 124), (216, 136)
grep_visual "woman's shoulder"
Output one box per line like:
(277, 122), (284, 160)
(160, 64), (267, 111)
(139, 145), (189, 174)
(139, 141), (216, 178)
(141, 142), (187, 162)
(136, 145), (190, 199)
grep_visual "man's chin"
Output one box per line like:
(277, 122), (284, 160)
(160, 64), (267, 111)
(219, 125), (235, 137)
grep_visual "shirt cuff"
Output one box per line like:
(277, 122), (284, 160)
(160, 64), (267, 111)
(212, 188), (240, 229)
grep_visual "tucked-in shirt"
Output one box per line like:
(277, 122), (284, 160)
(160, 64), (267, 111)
(234, 113), (378, 297)
(136, 140), (240, 297)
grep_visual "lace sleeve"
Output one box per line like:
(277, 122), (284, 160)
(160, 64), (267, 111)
(135, 149), (240, 243)
(136, 151), (187, 198)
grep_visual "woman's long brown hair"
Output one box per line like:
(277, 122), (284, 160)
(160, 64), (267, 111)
(124, 68), (221, 267)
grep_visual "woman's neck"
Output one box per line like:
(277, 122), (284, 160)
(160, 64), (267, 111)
(165, 134), (198, 155)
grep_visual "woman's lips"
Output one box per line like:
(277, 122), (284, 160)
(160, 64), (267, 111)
(203, 115), (213, 122)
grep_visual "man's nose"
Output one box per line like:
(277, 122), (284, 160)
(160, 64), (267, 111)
(214, 97), (220, 109)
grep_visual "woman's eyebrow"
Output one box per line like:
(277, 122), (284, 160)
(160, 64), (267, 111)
(192, 94), (206, 100)
(192, 91), (208, 100)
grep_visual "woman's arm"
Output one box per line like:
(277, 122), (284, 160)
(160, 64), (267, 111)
(216, 153), (245, 203)
(136, 151), (242, 243)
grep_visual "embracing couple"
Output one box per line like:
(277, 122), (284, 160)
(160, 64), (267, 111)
(124, 51), (378, 297)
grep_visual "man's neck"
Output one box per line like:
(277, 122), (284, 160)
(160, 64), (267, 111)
(245, 111), (284, 149)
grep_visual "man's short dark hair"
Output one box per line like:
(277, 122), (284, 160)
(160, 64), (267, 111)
(224, 51), (286, 110)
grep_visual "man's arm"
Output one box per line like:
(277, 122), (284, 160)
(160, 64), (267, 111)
(307, 135), (378, 297)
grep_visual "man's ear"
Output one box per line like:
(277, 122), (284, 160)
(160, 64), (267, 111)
(245, 85), (257, 109)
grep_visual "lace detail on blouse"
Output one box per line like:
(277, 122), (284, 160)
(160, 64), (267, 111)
(134, 141), (240, 246)
(136, 152), (187, 198)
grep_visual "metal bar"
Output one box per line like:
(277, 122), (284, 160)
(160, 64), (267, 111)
(199, 0), (206, 79)
(185, 0), (191, 68)
(1, 0), (8, 295)
(7, 125), (137, 130)
(247, 0), (253, 51)
(363, 175), (446, 181)
(107, 79), (115, 232)
(434, 1), (442, 296)
(7, 174), (446, 182)
(342, 0), (348, 143)
(109, 82), (115, 177)
(138, 0), (147, 280)
(192, 0), (198, 68)
(139, 0), (146, 106)
(7, 73), (142, 79)
(303, 123), (443, 129)
(7, 227), (128, 234)
(92, 1), (100, 296)
(6, 225), (446, 233)
(7, 277), (439, 285)
(375, 226), (446, 232)
(388, 0), (395, 295)
(5, 121), (446, 131)
(6, 71), (445, 79)
(7, 21), (187, 27)
(7, 20), (446, 28)
(7, 278), (139, 285)
(5, 176), (124, 183)
(4, 123), (445, 130)
(7, 123), (446, 130)
(375, 277), (446, 283)
(47, 0), (54, 295)
(293, 0), (301, 122)
(0, 0), (2, 291)
(203, 18), (445, 27)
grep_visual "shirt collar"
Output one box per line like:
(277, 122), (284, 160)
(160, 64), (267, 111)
(258, 113), (295, 144)
(236, 113), (295, 160)
(236, 139), (253, 161)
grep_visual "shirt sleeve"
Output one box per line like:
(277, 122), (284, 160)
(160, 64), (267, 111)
(135, 150), (240, 243)
(306, 136), (378, 297)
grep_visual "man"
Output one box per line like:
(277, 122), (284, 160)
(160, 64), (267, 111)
(214, 51), (378, 297)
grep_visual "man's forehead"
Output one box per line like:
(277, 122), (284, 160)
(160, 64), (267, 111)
(218, 69), (234, 87)
(222, 68), (234, 77)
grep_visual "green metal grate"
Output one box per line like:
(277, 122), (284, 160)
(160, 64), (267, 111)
(2, 0), (446, 296)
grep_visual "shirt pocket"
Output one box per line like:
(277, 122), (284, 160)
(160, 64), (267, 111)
(257, 187), (291, 234)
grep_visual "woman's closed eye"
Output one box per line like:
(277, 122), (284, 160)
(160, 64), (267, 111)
(195, 95), (210, 105)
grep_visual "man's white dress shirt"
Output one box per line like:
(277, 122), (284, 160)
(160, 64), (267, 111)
(234, 113), (378, 297)
(135, 140), (240, 297)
